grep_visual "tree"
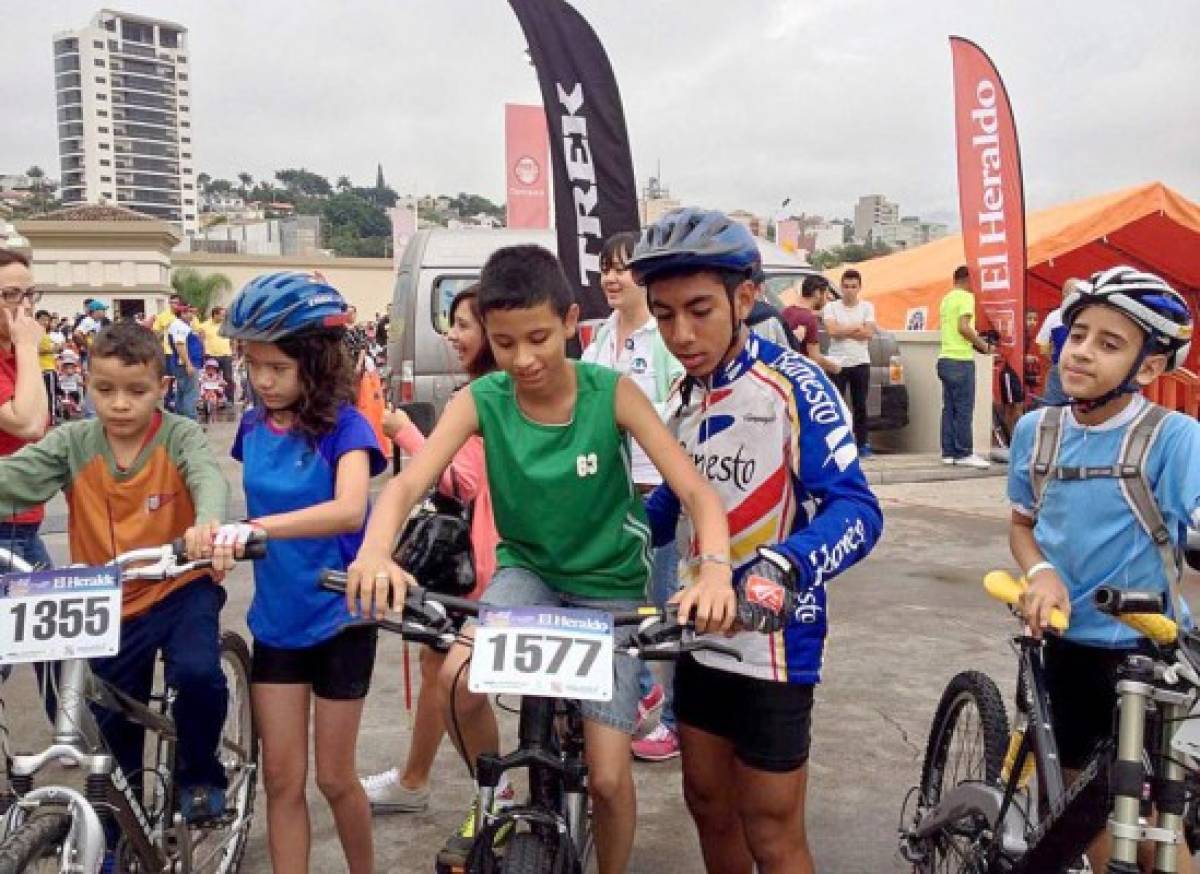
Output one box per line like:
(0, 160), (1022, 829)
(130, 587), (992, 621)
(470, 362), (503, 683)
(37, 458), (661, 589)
(171, 267), (232, 317)
(196, 172), (211, 195)
(237, 172), (253, 195)
(275, 167), (332, 198)
(208, 178), (235, 195)
(336, 175), (353, 193)
(320, 192), (391, 257)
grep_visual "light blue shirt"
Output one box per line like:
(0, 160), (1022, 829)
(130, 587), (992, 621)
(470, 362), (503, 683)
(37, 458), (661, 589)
(1009, 397), (1200, 648)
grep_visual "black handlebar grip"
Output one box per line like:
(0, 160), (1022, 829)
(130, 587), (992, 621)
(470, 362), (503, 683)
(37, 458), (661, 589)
(1094, 586), (1166, 616)
(171, 538), (188, 562)
(241, 532), (268, 561)
(319, 570), (348, 594)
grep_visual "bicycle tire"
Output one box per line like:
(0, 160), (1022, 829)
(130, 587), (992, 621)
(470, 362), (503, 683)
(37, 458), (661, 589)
(189, 631), (258, 874)
(0, 810), (71, 874)
(914, 670), (1009, 873)
(499, 832), (557, 874)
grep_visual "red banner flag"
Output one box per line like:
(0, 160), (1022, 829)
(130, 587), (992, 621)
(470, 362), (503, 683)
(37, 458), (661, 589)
(950, 36), (1027, 377)
(505, 103), (551, 229)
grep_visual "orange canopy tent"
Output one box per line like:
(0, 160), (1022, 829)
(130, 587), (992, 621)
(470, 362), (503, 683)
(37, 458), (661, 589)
(820, 181), (1200, 342)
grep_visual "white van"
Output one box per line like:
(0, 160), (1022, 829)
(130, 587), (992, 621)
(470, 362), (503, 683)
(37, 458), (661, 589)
(385, 227), (824, 432)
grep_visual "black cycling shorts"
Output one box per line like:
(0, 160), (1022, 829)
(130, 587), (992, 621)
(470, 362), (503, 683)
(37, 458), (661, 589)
(1042, 635), (1143, 770)
(251, 624), (378, 700)
(674, 654), (814, 773)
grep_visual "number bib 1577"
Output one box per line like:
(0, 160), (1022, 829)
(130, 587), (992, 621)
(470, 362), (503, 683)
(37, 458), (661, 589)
(0, 567), (121, 665)
(470, 606), (613, 702)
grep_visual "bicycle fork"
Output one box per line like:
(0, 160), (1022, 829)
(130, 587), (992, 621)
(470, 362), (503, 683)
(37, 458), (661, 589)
(1107, 658), (1189, 874)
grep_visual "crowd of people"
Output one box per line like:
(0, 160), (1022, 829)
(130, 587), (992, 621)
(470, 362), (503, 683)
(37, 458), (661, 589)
(1, 202), (1198, 873)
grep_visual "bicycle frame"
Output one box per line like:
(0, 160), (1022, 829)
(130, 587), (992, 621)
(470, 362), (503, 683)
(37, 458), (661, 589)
(1, 541), (262, 873)
(909, 634), (1197, 873)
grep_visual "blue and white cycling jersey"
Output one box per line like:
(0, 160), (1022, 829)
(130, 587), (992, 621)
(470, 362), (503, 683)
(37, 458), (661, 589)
(1009, 396), (1200, 648)
(646, 335), (883, 684)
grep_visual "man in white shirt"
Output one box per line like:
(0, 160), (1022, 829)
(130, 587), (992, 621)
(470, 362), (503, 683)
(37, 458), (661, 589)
(1035, 290), (1071, 406)
(167, 306), (200, 420)
(823, 268), (876, 454)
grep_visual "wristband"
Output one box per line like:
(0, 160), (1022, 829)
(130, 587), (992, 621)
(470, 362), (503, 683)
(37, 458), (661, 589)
(1026, 561), (1056, 581)
(690, 553), (732, 568)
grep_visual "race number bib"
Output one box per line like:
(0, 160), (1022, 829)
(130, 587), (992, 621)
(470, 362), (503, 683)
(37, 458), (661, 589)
(0, 567), (121, 665)
(469, 607), (613, 701)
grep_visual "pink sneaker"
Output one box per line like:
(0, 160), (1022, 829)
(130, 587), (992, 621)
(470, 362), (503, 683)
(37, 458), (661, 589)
(635, 683), (664, 735)
(632, 723), (680, 761)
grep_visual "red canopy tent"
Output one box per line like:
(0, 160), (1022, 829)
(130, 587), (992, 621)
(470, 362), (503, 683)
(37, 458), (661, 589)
(814, 181), (1200, 412)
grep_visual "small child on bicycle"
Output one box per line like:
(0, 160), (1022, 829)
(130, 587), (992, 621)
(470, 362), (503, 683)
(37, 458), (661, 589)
(1009, 266), (1200, 871)
(348, 244), (735, 874)
(0, 320), (232, 824)
(631, 208), (883, 874)
(56, 348), (84, 417)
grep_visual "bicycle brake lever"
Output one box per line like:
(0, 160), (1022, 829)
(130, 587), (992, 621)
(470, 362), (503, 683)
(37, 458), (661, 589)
(678, 638), (743, 662)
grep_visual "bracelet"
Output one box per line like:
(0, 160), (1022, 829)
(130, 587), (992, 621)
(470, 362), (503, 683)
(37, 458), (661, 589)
(690, 553), (732, 568)
(1026, 561), (1056, 581)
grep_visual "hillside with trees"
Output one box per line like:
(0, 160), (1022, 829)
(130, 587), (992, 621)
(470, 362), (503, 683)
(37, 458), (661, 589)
(198, 166), (505, 258)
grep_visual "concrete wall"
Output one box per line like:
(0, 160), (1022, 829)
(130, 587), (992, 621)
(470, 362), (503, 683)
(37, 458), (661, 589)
(174, 252), (394, 318)
(872, 331), (994, 455)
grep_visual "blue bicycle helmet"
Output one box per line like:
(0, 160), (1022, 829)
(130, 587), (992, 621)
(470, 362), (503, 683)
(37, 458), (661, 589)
(220, 272), (350, 342)
(629, 207), (762, 287)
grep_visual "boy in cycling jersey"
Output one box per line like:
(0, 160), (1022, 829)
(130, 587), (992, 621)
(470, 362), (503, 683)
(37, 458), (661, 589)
(1010, 266), (1199, 872)
(0, 320), (232, 824)
(348, 244), (736, 874)
(631, 208), (883, 874)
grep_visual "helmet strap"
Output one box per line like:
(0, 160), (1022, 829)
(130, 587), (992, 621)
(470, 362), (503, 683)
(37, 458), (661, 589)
(1068, 343), (1149, 414)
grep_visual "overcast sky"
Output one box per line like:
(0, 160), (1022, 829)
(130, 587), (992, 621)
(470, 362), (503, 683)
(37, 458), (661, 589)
(6, 1), (1198, 225)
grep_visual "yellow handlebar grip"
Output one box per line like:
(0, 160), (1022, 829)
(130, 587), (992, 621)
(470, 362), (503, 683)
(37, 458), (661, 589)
(1119, 612), (1178, 646)
(982, 571), (1069, 632)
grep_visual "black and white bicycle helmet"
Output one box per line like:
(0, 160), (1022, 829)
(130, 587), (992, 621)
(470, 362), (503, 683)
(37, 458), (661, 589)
(1062, 266), (1192, 372)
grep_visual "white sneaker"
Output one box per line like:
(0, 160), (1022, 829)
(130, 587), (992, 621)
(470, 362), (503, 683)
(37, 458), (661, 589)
(360, 767), (430, 814)
(954, 454), (991, 470)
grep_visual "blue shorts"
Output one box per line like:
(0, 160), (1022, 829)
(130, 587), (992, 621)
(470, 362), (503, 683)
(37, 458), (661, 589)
(475, 566), (641, 735)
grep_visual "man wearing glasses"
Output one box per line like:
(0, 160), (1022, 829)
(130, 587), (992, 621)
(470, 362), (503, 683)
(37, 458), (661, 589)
(0, 249), (50, 569)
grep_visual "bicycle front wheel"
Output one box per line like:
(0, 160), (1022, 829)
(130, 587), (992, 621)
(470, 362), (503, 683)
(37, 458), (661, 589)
(0, 810), (71, 874)
(500, 832), (558, 874)
(188, 631), (258, 874)
(915, 670), (1009, 873)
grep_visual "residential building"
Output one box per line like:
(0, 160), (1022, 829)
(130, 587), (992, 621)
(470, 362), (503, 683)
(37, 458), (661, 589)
(853, 194), (899, 243)
(53, 10), (197, 235)
(728, 209), (765, 238)
(189, 215), (322, 257)
(639, 175), (680, 226)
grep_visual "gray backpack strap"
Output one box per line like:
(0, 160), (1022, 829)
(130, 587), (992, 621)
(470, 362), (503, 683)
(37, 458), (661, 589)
(1117, 403), (1184, 616)
(1030, 406), (1065, 512)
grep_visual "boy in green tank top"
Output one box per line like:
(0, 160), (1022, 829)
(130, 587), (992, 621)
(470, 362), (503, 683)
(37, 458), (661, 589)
(349, 245), (734, 874)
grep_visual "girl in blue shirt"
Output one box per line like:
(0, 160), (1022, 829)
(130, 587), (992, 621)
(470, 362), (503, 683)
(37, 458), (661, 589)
(210, 272), (386, 874)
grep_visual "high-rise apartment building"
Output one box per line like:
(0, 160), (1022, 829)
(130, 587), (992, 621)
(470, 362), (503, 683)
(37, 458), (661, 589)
(853, 194), (899, 243)
(53, 10), (197, 235)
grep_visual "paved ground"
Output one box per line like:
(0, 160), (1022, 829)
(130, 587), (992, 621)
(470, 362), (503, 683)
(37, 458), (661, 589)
(4, 421), (1196, 872)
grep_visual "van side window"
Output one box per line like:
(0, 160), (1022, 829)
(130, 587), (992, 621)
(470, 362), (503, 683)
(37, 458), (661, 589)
(431, 275), (480, 334)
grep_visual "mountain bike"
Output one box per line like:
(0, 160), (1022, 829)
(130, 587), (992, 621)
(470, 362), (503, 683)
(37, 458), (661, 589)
(320, 571), (751, 874)
(0, 537), (265, 874)
(899, 571), (1200, 874)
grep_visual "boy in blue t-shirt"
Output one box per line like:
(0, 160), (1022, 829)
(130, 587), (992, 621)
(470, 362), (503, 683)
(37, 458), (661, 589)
(1008, 266), (1200, 871)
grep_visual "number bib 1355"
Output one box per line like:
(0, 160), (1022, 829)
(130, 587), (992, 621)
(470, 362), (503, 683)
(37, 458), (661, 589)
(0, 567), (121, 665)
(470, 606), (613, 702)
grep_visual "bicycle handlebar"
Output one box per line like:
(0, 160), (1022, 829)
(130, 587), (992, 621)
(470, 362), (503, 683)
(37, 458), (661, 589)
(1094, 585), (1179, 646)
(318, 570), (743, 663)
(982, 571), (1069, 632)
(0, 533), (268, 581)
